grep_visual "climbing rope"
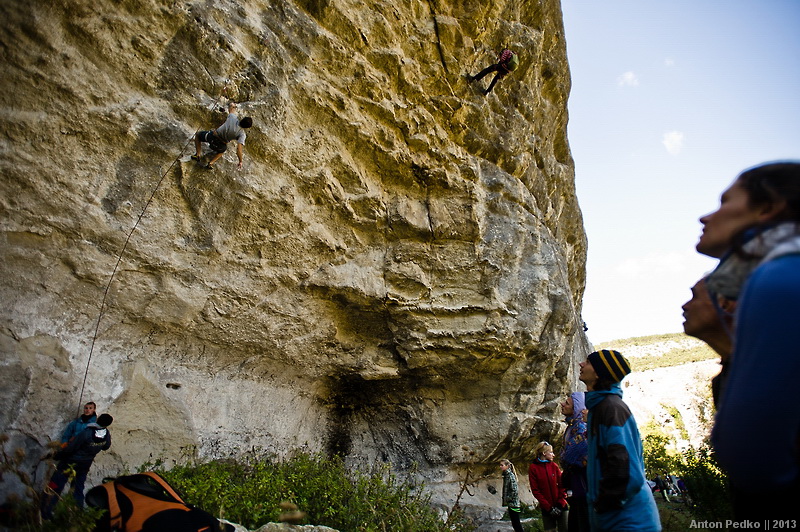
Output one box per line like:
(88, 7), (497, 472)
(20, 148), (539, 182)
(76, 87), (231, 415)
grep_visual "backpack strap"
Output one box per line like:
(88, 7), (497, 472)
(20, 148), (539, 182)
(138, 472), (187, 504)
(103, 481), (124, 530)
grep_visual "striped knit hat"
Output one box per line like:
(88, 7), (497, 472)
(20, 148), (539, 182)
(588, 349), (631, 383)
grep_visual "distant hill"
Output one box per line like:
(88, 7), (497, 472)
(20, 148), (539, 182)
(594, 333), (722, 449)
(595, 332), (718, 372)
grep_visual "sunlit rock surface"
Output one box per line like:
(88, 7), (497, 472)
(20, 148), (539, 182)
(0, 0), (588, 511)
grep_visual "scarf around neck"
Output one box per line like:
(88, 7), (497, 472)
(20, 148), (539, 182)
(706, 222), (800, 301)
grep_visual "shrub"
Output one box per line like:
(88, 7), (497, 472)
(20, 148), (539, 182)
(675, 445), (732, 521)
(0, 434), (105, 531)
(156, 452), (474, 531)
(640, 423), (732, 524)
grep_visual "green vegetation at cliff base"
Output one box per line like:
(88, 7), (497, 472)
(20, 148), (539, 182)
(151, 451), (474, 532)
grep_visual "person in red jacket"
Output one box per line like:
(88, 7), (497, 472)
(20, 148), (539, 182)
(529, 441), (569, 532)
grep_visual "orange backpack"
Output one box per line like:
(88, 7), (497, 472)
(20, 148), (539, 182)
(85, 472), (232, 532)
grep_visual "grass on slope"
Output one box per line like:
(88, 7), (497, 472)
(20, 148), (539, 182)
(595, 332), (719, 372)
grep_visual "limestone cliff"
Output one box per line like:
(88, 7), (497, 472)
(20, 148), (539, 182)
(0, 0), (588, 511)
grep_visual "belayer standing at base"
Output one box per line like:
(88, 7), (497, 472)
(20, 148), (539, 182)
(193, 102), (253, 170)
(42, 413), (113, 518)
(60, 401), (96, 445)
(468, 48), (519, 95)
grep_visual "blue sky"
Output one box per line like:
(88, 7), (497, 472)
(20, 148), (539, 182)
(561, 0), (800, 343)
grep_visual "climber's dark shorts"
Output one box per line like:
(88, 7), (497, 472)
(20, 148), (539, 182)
(197, 130), (228, 153)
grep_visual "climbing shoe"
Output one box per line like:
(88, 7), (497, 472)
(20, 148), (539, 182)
(205, 163), (214, 170)
(191, 155), (201, 162)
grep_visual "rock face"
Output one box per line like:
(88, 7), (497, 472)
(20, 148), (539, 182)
(0, 0), (588, 510)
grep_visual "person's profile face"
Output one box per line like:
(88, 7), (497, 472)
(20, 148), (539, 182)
(560, 396), (574, 416)
(681, 280), (719, 337)
(578, 359), (597, 387)
(696, 179), (765, 258)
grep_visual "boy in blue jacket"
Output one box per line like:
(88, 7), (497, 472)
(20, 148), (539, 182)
(579, 350), (661, 532)
(60, 401), (97, 444)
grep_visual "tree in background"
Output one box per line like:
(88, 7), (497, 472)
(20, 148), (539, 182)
(641, 419), (732, 523)
(677, 446), (732, 521)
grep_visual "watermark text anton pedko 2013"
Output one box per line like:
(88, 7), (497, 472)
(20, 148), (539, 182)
(690, 520), (798, 529)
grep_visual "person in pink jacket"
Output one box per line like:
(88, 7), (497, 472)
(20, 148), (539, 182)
(529, 441), (569, 532)
(467, 49), (519, 95)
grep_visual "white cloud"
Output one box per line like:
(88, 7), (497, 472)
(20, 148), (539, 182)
(662, 130), (684, 155)
(664, 58), (675, 67)
(617, 71), (639, 87)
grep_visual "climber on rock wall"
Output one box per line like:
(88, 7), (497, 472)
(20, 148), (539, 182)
(467, 48), (519, 95)
(192, 102), (253, 170)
